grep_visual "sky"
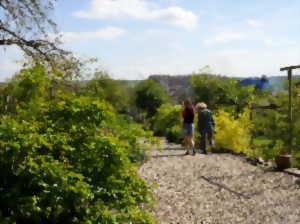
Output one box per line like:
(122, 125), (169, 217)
(0, 0), (300, 80)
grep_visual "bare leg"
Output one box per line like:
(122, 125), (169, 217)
(191, 138), (195, 154)
(186, 136), (195, 155)
(184, 136), (190, 154)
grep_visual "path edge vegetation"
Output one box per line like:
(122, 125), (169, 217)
(1, 1), (300, 223)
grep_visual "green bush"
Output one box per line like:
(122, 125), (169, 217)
(190, 74), (255, 115)
(0, 118), (95, 223)
(0, 94), (156, 223)
(85, 72), (131, 112)
(250, 90), (291, 159)
(135, 79), (170, 118)
(152, 104), (183, 143)
(214, 109), (253, 156)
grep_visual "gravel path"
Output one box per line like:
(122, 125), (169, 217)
(138, 145), (300, 224)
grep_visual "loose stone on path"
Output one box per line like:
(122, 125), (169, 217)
(138, 146), (300, 224)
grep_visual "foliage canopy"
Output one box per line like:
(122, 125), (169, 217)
(0, 65), (157, 224)
(135, 79), (170, 118)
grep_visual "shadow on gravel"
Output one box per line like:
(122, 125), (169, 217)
(200, 168), (300, 200)
(200, 176), (251, 199)
(261, 167), (300, 177)
(152, 154), (187, 158)
(163, 146), (183, 151)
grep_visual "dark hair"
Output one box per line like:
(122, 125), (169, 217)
(184, 99), (193, 108)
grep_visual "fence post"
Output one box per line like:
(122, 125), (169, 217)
(288, 69), (292, 154)
(280, 65), (300, 154)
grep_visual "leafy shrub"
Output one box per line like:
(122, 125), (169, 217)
(165, 125), (182, 143)
(1, 64), (50, 115)
(251, 90), (291, 159)
(135, 79), (170, 118)
(85, 72), (131, 112)
(252, 138), (276, 160)
(190, 74), (255, 115)
(0, 118), (96, 223)
(114, 115), (155, 164)
(0, 94), (156, 223)
(152, 104), (183, 143)
(214, 109), (253, 156)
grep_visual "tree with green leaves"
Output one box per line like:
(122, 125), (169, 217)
(85, 71), (130, 112)
(135, 79), (170, 118)
(190, 74), (255, 115)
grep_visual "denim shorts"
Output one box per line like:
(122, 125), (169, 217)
(182, 123), (194, 136)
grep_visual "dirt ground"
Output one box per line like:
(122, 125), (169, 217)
(138, 145), (300, 224)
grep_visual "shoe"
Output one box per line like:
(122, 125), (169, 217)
(184, 151), (189, 155)
(211, 147), (216, 153)
(192, 149), (196, 155)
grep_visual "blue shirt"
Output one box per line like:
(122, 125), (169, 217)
(197, 109), (215, 129)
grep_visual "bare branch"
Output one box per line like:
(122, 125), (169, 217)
(0, 0), (80, 76)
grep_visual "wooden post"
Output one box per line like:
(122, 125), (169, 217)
(288, 69), (292, 154)
(280, 65), (300, 154)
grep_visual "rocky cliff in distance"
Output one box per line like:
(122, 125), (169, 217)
(149, 74), (300, 100)
(149, 74), (193, 104)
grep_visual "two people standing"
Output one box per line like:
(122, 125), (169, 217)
(182, 100), (215, 155)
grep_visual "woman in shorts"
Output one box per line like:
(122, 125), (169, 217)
(182, 99), (195, 155)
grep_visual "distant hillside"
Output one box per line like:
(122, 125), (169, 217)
(146, 74), (300, 103)
(1, 74), (299, 103)
(267, 75), (300, 89)
(149, 75), (193, 103)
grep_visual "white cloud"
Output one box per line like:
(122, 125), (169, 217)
(162, 0), (183, 3)
(205, 31), (246, 44)
(152, 7), (197, 29)
(74, 0), (149, 19)
(216, 49), (247, 57)
(263, 38), (297, 47)
(74, 0), (197, 30)
(214, 32), (245, 42)
(205, 23), (297, 49)
(144, 28), (168, 37)
(0, 46), (23, 81)
(0, 59), (21, 81)
(166, 41), (185, 53)
(60, 27), (126, 43)
(105, 44), (300, 80)
(247, 19), (262, 27)
(207, 46), (300, 77)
